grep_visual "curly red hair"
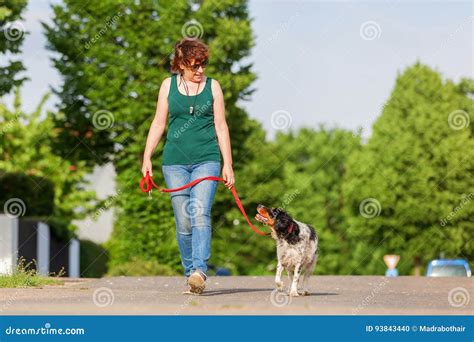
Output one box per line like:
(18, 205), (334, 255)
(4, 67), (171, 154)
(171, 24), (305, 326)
(170, 38), (209, 74)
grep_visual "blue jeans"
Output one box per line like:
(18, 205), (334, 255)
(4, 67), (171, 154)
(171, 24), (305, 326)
(162, 161), (221, 278)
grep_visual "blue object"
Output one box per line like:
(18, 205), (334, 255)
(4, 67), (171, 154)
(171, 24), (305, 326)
(207, 263), (231, 276)
(425, 258), (471, 277)
(385, 268), (399, 277)
(215, 267), (231, 276)
(0, 315), (472, 341)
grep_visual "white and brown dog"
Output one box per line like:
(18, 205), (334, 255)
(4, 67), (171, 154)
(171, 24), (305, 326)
(255, 204), (318, 296)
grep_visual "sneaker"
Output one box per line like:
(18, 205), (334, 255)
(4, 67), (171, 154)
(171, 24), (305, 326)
(187, 270), (207, 294)
(181, 276), (198, 295)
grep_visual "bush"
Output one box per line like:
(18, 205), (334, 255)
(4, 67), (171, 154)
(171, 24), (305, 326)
(0, 172), (55, 216)
(107, 257), (179, 276)
(80, 239), (109, 278)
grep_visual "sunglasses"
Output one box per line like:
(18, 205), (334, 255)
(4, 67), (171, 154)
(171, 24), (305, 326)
(186, 59), (209, 72)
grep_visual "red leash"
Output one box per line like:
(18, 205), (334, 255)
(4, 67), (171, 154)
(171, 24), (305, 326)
(139, 171), (270, 236)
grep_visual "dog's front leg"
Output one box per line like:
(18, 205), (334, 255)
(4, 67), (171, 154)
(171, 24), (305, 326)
(289, 263), (302, 297)
(275, 261), (284, 291)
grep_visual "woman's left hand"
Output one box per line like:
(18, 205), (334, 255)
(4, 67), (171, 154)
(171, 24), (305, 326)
(222, 163), (235, 189)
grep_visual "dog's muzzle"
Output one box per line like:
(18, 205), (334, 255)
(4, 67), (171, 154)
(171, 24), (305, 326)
(255, 213), (269, 224)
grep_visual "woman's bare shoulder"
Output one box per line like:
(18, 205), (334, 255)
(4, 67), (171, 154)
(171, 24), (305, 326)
(157, 76), (173, 99)
(211, 78), (223, 97)
(210, 77), (221, 86)
(161, 76), (172, 87)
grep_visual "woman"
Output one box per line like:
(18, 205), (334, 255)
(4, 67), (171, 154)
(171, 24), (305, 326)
(142, 38), (235, 294)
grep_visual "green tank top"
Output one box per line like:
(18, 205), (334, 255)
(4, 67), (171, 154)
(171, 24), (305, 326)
(162, 74), (222, 165)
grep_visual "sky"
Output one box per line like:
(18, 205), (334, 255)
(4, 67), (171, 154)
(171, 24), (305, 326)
(244, 0), (472, 139)
(4, 0), (472, 140)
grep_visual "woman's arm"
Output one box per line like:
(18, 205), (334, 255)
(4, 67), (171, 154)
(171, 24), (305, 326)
(142, 77), (170, 176)
(212, 79), (235, 188)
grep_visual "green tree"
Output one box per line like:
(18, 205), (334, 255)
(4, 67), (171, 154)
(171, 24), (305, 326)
(274, 127), (362, 275)
(209, 127), (361, 275)
(343, 62), (474, 275)
(0, 0), (28, 96)
(0, 88), (102, 240)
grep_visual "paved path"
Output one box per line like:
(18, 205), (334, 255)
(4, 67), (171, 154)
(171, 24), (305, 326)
(0, 276), (472, 315)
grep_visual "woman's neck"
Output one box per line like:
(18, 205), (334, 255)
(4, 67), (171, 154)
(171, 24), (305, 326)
(181, 74), (203, 83)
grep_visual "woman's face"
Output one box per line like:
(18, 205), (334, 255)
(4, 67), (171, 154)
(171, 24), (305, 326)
(180, 58), (206, 83)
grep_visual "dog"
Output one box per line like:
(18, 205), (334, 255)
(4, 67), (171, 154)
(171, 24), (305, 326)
(255, 204), (318, 296)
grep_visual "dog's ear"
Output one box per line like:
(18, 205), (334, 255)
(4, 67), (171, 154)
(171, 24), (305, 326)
(274, 211), (292, 231)
(286, 221), (301, 244)
(274, 211), (301, 244)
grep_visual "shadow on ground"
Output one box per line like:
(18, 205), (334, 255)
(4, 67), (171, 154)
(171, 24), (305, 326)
(200, 288), (339, 297)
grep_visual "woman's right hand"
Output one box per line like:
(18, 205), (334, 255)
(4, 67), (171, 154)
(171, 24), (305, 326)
(142, 158), (153, 177)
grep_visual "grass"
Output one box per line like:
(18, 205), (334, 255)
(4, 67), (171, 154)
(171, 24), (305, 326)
(0, 257), (65, 288)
